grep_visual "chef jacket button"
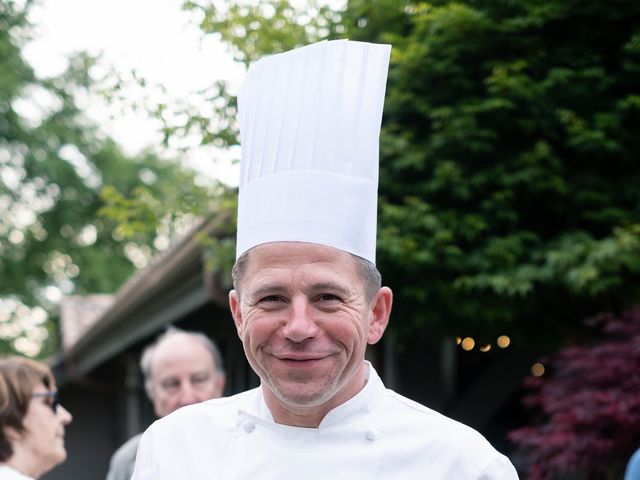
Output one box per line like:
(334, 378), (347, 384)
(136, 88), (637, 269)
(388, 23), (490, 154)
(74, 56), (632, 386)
(244, 422), (255, 433)
(365, 430), (377, 442)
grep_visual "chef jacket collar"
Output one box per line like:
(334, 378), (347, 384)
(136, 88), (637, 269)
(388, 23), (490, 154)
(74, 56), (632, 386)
(245, 361), (382, 428)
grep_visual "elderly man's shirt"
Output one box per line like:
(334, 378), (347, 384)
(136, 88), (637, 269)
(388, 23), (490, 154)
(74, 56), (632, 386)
(105, 432), (142, 480)
(132, 364), (518, 479)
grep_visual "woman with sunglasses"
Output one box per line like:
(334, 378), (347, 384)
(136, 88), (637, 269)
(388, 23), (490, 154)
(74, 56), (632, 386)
(0, 356), (72, 479)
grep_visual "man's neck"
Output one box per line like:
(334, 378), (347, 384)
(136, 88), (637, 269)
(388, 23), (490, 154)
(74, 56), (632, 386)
(262, 362), (369, 428)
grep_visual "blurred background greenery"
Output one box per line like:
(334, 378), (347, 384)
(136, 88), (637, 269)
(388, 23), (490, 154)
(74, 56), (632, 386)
(1, 0), (639, 477)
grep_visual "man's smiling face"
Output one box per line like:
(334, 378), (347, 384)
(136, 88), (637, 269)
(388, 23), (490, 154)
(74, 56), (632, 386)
(229, 242), (391, 424)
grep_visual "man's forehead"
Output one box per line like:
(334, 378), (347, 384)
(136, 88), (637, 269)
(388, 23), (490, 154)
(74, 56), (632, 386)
(153, 361), (213, 383)
(156, 367), (209, 380)
(240, 243), (361, 294)
(154, 334), (197, 355)
(152, 337), (213, 368)
(244, 242), (355, 277)
(245, 241), (354, 267)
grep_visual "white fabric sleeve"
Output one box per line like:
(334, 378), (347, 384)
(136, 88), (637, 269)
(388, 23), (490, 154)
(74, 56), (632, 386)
(130, 428), (154, 480)
(477, 455), (519, 480)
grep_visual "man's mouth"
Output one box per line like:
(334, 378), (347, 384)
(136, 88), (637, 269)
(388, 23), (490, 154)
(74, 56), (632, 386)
(274, 353), (329, 363)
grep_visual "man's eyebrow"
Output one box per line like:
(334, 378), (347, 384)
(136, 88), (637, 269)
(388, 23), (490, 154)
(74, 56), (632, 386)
(311, 281), (347, 291)
(247, 282), (353, 299)
(309, 282), (353, 296)
(247, 284), (290, 300)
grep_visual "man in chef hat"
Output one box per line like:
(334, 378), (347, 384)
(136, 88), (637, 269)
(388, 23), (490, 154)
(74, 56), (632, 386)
(132, 40), (518, 479)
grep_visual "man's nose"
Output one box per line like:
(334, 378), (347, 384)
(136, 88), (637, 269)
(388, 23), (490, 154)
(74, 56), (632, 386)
(282, 297), (319, 342)
(177, 383), (199, 406)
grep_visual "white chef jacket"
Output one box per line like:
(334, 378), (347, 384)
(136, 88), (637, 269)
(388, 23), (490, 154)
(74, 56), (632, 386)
(132, 364), (518, 479)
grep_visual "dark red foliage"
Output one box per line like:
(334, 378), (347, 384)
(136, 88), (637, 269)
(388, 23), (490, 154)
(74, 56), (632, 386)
(509, 308), (640, 480)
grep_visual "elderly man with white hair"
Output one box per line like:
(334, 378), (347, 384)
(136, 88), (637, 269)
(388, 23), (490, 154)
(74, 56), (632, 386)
(106, 327), (225, 480)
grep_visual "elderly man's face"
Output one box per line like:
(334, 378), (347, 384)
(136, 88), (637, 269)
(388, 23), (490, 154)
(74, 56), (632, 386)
(148, 335), (225, 418)
(229, 242), (391, 423)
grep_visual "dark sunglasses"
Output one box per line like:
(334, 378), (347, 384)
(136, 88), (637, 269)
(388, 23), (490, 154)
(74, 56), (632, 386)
(31, 391), (59, 413)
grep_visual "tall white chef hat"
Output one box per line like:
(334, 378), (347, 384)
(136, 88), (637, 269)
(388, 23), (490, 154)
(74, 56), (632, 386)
(236, 40), (391, 264)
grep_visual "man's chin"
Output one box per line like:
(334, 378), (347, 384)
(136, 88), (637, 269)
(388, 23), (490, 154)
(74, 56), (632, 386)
(270, 381), (333, 408)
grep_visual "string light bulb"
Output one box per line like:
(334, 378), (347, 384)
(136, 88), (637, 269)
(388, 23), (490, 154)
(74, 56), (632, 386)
(531, 363), (545, 377)
(461, 337), (475, 351)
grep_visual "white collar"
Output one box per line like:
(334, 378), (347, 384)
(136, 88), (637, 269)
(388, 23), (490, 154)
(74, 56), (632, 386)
(245, 361), (383, 428)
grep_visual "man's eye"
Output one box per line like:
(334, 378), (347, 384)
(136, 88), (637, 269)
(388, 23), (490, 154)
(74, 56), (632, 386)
(318, 293), (340, 302)
(260, 295), (283, 303)
(162, 380), (180, 391)
(192, 374), (210, 385)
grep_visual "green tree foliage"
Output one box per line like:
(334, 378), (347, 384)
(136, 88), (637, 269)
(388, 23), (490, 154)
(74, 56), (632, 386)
(184, 0), (344, 66)
(178, 0), (640, 347)
(0, 0), (212, 357)
(342, 0), (640, 344)
(154, 0), (345, 151)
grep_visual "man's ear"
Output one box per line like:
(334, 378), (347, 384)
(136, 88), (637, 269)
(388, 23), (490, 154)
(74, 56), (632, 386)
(229, 290), (244, 339)
(367, 287), (392, 344)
